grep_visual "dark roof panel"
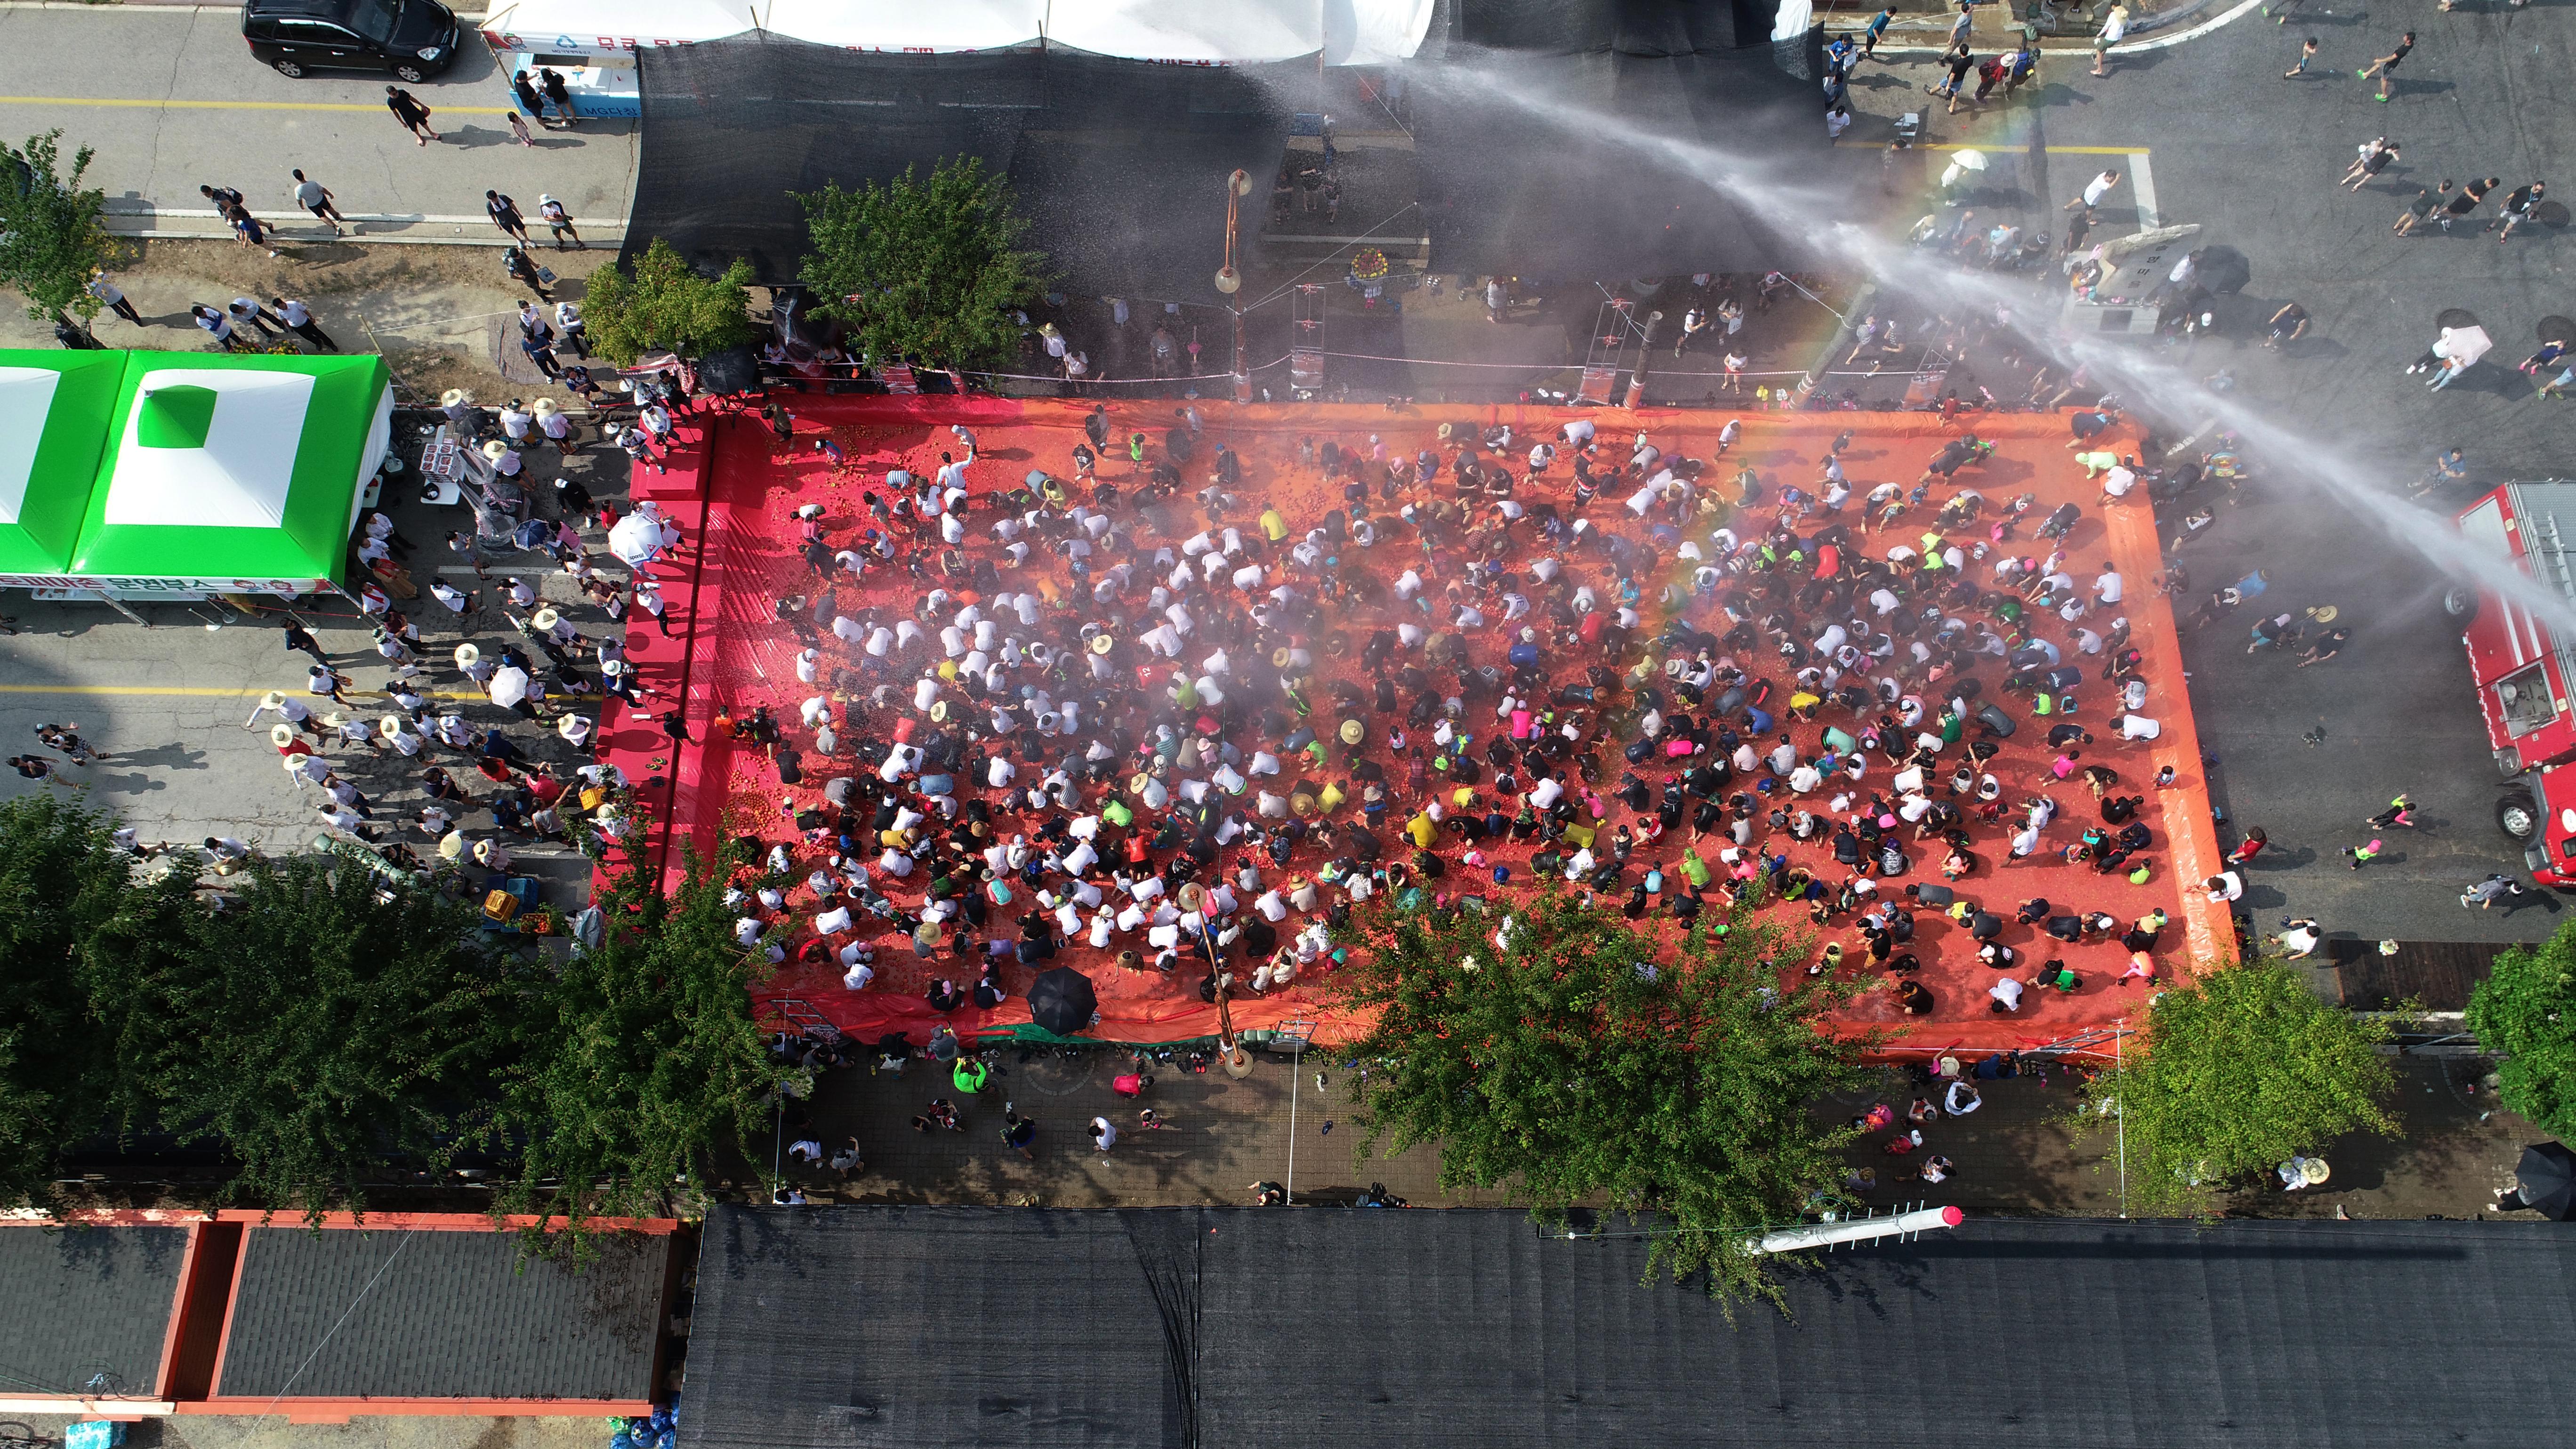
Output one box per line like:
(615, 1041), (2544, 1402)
(0, 1225), (186, 1401)
(681, 1207), (2576, 1449)
(216, 1226), (667, 1401)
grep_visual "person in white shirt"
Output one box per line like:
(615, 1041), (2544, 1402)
(1089, 1116), (1120, 1153)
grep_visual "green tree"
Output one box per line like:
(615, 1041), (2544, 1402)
(85, 856), (520, 1217)
(0, 796), (185, 1206)
(2076, 959), (2398, 1215)
(1333, 890), (1873, 1310)
(0, 131), (113, 329)
(496, 842), (784, 1248)
(580, 236), (757, 368)
(796, 157), (1048, 370)
(2468, 923), (2576, 1139)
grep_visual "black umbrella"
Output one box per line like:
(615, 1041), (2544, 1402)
(1026, 966), (1100, 1037)
(2514, 1142), (2576, 1220)
(2194, 244), (2252, 296)
(2538, 315), (2576, 346)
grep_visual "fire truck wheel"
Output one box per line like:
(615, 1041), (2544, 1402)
(2497, 790), (2541, 842)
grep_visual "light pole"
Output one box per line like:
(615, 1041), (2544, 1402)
(1218, 168), (1252, 403)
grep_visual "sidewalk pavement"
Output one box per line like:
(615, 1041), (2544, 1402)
(772, 1041), (2534, 1224)
(0, 7), (636, 245)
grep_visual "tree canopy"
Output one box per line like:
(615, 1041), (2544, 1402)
(2467, 922), (2576, 1140)
(0, 796), (182, 1206)
(0, 130), (113, 326)
(86, 854), (520, 1217)
(495, 841), (783, 1246)
(1331, 890), (1872, 1309)
(796, 157), (1048, 370)
(581, 236), (757, 368)
(2076, 959), (2397, 1215)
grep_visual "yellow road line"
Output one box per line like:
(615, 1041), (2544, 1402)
(0, 96), (511, 114)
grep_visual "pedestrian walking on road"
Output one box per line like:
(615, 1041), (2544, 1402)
(2284, 36), (2318, 79)
(8, 755), (59, 782)
(290, 169), (349, 235)
(307, 662), (353, 706)
(87, 271), (141, 326)
(507, 109), (536, 148)
(504, 247), (552, 301)
(272, 296), (338, 352)
(1860, 5), (1893, 59)
(2357, 31), (2413, 102)
(2344, 837), (2383, 870)
(2091, 3), (2128, 77)
(2367, 793), (2417, 829)
(1088, 1115), (1119, 1155)
(2065, 169), (2122, 212)
(2494, 181), (2544, 241)
(282, 617), (330, 665)
(554, 299), (588, 355)
(2394, 182), (2447, 234)
(1001, 1109), (1038, 1160)
(385, 85), (438, 144)
(191, 304), (242, 352)
(537, 194), (586, 250)
(2341, 141), (2399, 192)
(486, 191), (532, 247)
(228, 297), (286, 341)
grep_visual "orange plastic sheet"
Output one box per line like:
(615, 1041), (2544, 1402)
(598, 400), (2225, 1056)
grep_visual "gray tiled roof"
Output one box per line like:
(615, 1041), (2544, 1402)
(216, 1226), (666, 1401)
(0, 1225), (186, 1401)
(681, 1206), (2576, 1449)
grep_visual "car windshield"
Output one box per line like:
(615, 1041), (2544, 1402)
(347, 0), (402, 43)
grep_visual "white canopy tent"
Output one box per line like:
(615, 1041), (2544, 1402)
(480, 0), (1431, 63)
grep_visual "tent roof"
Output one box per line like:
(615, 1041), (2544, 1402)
(70, 352), (390, 588)
(485, 0), (1431, 61)
(0, 351), (126, 574)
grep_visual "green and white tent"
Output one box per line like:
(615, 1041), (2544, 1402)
(0, 351), (125, 575)
(0, 349), (393, 596)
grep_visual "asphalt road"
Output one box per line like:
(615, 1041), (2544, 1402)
(1842, 3), (2576, 945)
(0, 6), (637, 243)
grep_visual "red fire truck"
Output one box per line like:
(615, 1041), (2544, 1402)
(2457, 482), (2576, 887)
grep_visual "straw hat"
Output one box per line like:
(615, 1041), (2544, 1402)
(454, 643), (481, 668)
(381, 715), (408, 739)
(1337, 718), (1366, 745)
(531, 606), (561, 632)
(1437, 422), (1454, 440)
(320, 710), (347, 729)
(531, 397), (559, 418)
(269, 724), (296, 749)
(481, 440), (510, 462)
(440, 387), (471, 408)
(262, 689), (288, 710)
(929, 699), (950, 722)
(2305, 604), (2340, 624)
(601, 656), (626, 676)
(1088, 632), (1114, 655)
(557, 714), (590, 741)
(1272, 646), (1295, 668)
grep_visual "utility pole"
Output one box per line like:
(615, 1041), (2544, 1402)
(1217, 169), (1253, 403)
(1624, 309), (1664, 409)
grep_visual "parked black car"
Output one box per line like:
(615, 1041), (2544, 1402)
(242, 0), (460, 83)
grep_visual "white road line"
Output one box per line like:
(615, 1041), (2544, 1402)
(2129, 151), (2161, 229)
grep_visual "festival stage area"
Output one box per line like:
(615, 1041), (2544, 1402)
(594, 397), (2226, 1058)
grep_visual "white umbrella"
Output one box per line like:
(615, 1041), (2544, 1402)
(608, 511), (665, 567)
(488, 666), (532, 709)
(2440, 325), (2494, 367)
(1948, 148), (1990, 171)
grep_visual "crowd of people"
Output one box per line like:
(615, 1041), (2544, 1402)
(694, 399), (2189, 1063)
